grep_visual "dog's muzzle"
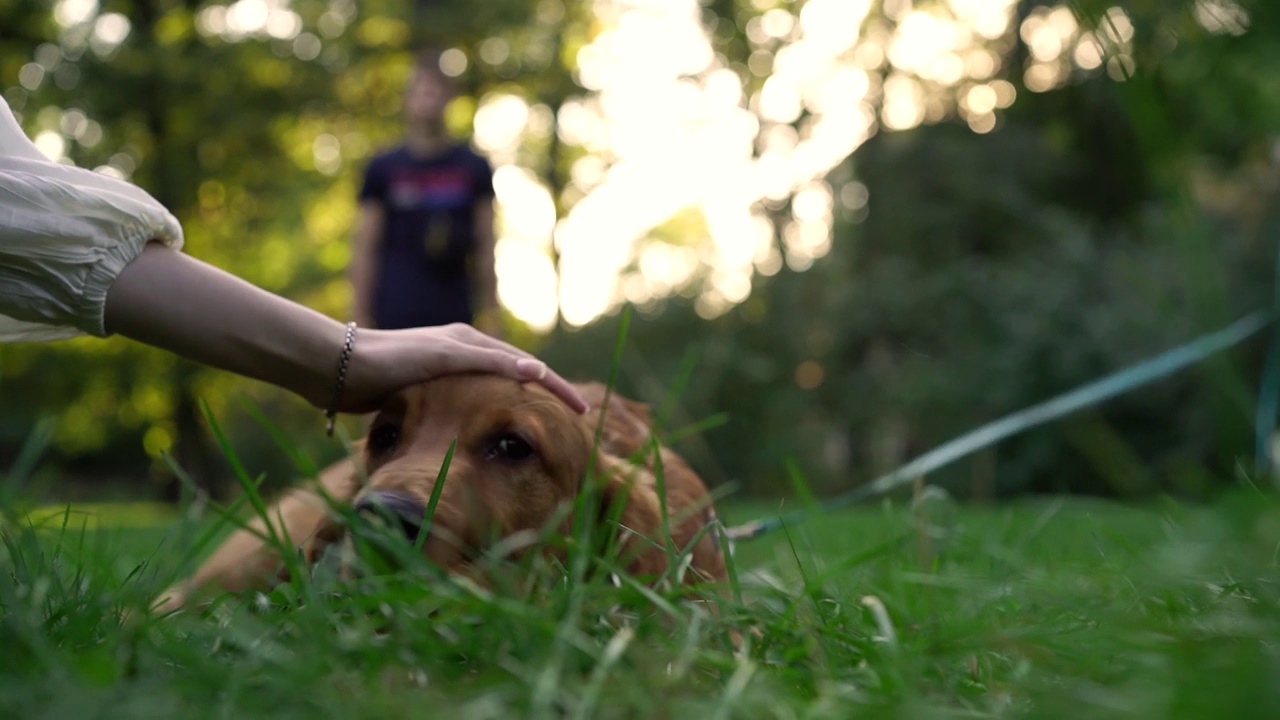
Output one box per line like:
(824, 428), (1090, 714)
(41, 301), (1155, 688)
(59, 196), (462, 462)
(353, 490), (427, 544)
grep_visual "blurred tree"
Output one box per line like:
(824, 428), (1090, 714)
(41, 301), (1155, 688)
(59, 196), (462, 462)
(0, 0), (569, 496)
(2, 0), (1277, 504)
(540, 0), (1280, 499)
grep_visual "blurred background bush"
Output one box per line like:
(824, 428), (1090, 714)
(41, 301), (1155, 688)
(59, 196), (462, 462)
(1, 0), (1276, 504)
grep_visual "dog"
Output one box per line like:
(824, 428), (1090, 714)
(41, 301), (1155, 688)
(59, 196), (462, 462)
(153, 376), (726, 614)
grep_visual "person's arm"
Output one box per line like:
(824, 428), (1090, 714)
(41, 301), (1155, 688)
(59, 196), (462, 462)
(349, 200), (384, 328)
(471, 197), (502, 337)
(0, 100), (586, 413)
(104, 243), (588, 414)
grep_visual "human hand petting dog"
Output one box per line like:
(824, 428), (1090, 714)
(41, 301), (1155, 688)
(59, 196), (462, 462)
(341, 322), (569, 413)
(104, 243), (588, 417)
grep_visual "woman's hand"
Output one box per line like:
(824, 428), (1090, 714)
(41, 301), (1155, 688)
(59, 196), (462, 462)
(341, 323), (584, 413)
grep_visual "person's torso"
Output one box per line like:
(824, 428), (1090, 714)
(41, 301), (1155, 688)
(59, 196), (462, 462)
(379, 144), (482, 273)
(372, 144), (484, 329)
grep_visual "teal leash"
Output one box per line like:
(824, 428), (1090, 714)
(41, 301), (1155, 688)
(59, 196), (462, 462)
(726, 310), (1275, 541)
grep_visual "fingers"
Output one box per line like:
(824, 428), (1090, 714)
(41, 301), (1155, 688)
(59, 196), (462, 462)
(341, 325), (588, 415)
(515, 357), (548, 379)
(518, 359), (590, 414)
(445, 345), (587, 413)
(431, 325), (587, 413)
(444, 323), (534, 359)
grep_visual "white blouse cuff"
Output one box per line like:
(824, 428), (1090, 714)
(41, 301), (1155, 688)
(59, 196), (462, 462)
(0, 98), (184, 341)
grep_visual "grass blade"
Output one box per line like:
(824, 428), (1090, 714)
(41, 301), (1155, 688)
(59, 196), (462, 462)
(415, 438), (455, 552)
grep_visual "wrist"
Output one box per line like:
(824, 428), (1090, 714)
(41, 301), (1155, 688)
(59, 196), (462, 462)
(323, 322), (358, 434)
(266, 315), (363, 411)
(332, 327), (395, 414)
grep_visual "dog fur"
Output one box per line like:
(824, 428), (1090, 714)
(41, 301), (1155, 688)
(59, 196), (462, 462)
(153, 376), (725, 613)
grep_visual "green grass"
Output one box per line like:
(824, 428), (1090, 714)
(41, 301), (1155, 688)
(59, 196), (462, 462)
(4, 488), (1280, 719)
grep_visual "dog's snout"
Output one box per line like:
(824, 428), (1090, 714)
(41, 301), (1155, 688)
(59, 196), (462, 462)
(354, 490), (426, 543)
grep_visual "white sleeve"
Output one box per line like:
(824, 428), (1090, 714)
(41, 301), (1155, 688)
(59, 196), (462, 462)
(0, 96), (184, 342)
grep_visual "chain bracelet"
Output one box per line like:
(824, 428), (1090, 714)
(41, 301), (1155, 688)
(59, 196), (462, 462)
(325, 321), (357, 437)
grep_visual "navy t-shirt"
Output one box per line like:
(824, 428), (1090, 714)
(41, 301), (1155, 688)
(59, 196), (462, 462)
(358, 144), (495, 330)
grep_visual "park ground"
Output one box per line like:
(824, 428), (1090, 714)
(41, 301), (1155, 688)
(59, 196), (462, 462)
(4, 486), (1280, 718)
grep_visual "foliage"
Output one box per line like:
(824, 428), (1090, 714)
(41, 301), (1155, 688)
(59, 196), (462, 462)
(1, 0), (1278, 503)
(539, 0), (1280, 499)
(540, 116), (1275, 499)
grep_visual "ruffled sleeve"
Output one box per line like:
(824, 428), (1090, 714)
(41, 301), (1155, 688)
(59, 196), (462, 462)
(0, 96), (184, 342)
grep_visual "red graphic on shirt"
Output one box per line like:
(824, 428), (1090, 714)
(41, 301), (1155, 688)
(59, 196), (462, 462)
(389, 168), (472, 210)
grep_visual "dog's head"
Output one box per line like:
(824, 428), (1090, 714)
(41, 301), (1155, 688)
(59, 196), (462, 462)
(344, 374), (597, 574)
(331, 375), (724, 585)
(149, 376), (724, 617)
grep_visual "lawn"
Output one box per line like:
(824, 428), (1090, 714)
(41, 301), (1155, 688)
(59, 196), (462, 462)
(3, 489), (1280, 718)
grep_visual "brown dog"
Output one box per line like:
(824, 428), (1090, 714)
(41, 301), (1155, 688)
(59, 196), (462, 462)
(153, 376), (726, 613)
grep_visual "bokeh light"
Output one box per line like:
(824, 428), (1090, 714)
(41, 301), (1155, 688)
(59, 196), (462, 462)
(484, 0), (1051, 327)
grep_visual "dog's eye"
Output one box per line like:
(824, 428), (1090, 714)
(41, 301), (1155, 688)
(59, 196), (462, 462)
(368, 423), (401, 453)
(487, 433), (534, 462)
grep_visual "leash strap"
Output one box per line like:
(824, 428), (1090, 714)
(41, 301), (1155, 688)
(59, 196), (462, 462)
(726, 309), (1276, 542)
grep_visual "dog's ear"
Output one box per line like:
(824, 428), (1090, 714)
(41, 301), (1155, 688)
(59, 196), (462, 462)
(593, 459), (669, 580)
(614, 395), (652, 429)
(588, 394), (656, 461)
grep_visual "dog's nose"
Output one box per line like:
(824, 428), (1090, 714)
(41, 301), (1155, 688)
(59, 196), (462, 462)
(353, 490), (426, 543)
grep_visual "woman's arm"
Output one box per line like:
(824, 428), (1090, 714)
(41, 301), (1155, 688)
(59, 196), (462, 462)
(103, 243), (588, 414)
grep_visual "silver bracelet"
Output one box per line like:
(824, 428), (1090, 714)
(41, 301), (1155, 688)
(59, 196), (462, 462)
(325, 321), (357, 437)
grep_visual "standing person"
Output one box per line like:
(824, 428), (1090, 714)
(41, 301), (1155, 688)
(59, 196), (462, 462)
(350, 49), (502, 337)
